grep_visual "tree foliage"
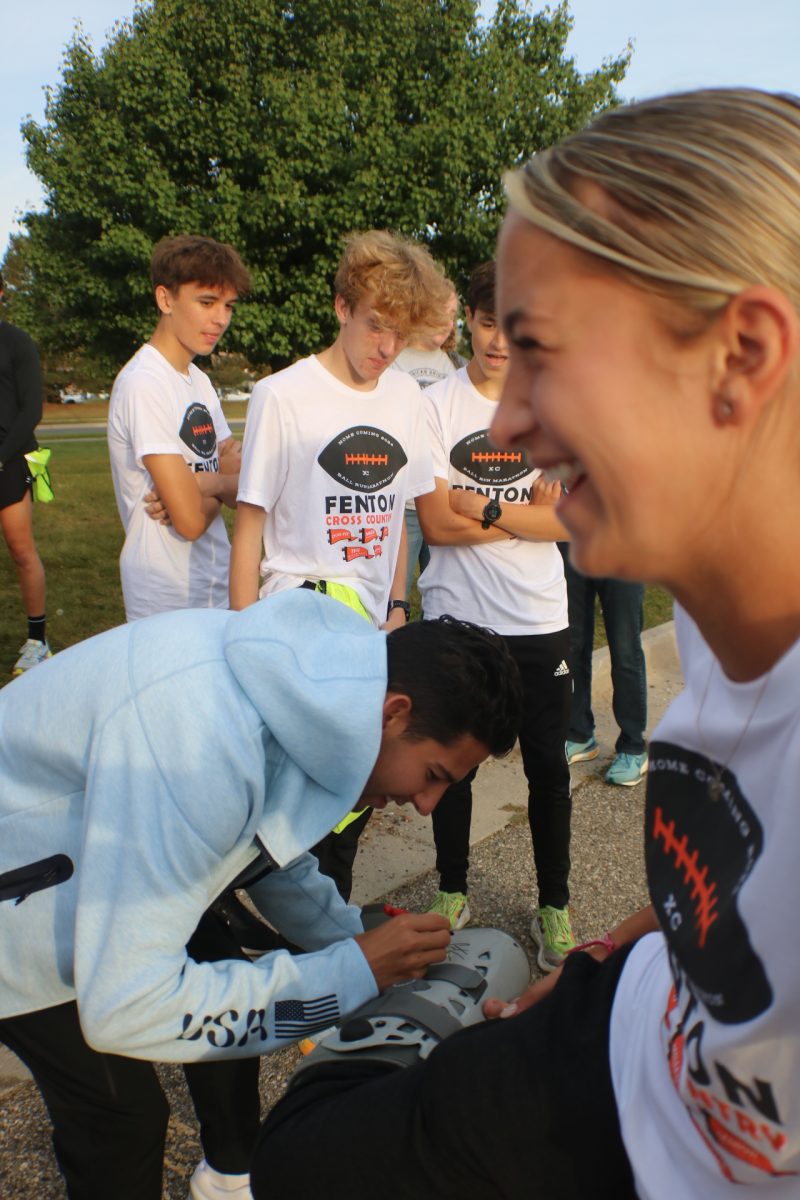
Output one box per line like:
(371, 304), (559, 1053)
(6, 0), (629, 374)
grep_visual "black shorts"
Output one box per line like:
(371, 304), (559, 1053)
(0, 453), (33, 511)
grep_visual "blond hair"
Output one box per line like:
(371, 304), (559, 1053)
(505, 89), (800, 317)
(440, 279), (460, 353)
(334, 230), (453, 338)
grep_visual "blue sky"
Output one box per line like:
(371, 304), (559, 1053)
(2, 1), (799, 258)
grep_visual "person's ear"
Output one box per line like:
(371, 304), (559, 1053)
(465, 306), (475, 334)
(155, 284), (174, 316)
(381, 691), (412, 733)
(711, 286), (799, 427)
(334, 294), (351, 327)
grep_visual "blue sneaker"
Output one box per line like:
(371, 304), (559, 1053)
(605, 751), (648, 787)
(565, 737), (599, 765)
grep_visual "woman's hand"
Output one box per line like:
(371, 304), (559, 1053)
(483, 967), (563, 1019)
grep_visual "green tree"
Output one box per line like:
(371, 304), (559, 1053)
(6, 0), (628, 374)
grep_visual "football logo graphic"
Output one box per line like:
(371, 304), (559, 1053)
(317, 427), (407, 492)
(450, 430), (530, 486)
(646, 741), (770, 1024)
(179, 403), (217, 459)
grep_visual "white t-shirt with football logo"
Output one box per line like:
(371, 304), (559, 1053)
(108, 344), (232, 620)
(609, 605), (800, 1198)
(237, 354), (434, 625)
(391, 346), (462, 513)
(417, 367), (567, 636)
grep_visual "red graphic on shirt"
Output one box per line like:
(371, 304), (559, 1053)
(684, 1076), (793, 1181)
(470, 450), (523, 464)
(705, 1112), (789, 1175)
(179, 401), (217, 459)
(359, 528), (378, 543)
(379, 527), (388, 541)
(373, 543), (382, 557)
(345, 453), (389, 467)
(663, 992), (793, 1184)
(327, 529), (357, 545)
(652, 806), (719, 947)
(342, 546), (374, 562)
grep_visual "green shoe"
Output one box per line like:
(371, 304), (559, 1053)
(530, 905), (575, 972)
(428, 890), (471, 930)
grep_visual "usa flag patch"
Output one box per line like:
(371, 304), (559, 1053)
(274, 995), (340, 1039)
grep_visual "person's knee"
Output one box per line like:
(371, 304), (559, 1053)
(114, 1082), (170, 1150)
(3, 524), (39, 570)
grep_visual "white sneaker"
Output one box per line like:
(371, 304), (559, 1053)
(189, 1160), (253, 1199)
(12, 638), (52, 675)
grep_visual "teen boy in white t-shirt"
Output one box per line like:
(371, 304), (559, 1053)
(108, 235), (250, 621)
(417, 261), (576, 971)
(230, 230), (451, 902)
(108, 235), (258, 1200)
(230, 230), (450, 626)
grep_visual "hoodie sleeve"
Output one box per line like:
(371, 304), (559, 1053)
(245, 852), (365, 949)
(73, 690), (377, 1063)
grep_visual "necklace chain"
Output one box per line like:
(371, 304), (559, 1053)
(695, 659), (772, 801)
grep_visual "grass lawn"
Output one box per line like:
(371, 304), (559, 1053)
(1, 439), (126, 676)
(1, 435), (674, 678)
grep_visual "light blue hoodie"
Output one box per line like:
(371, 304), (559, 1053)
(0, 590), (384, 1061)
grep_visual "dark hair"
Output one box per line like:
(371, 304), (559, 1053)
(466, 260), (496, 315)
(150, 235), (251, 297)
(385, 616), (521, 756)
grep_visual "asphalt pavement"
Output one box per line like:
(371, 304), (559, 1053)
(0, 621), (682, 1199)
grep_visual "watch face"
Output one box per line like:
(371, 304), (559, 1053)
(484, 500), (502, 521)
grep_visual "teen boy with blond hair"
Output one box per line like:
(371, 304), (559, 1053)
(108, 235), (251, 620)
(230, 231), (451, 899)
(230, 229), (449, 624)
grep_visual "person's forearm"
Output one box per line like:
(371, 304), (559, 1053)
(229, 502), (266, 609)
(494, 503), (568, 542)
(389, 519), (408, 602)
(164, 493), (221, 540)
(196, 472), (239, 507)
(608, 905), (659, 949)
(229, 542), (261, 609)
(417, 502), (512, 547)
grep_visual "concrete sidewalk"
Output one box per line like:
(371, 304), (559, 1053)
(0, 619), (681, 1102)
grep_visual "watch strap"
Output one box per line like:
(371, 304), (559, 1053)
(387, 599), (411, 621)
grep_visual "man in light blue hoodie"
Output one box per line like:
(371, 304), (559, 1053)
(0, 589), (520, 1200)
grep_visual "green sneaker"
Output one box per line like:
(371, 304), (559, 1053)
(428, 890), (471, 930)
(530, 905), (575, 972)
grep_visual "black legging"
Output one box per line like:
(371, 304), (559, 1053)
(433, 628), (573, 908)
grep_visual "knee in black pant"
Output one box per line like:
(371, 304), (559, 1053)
(99, 1078), (170, 1153)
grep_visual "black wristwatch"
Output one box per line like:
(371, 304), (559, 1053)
(387, 599), (411, 622)
(481, 499), (503, 529)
